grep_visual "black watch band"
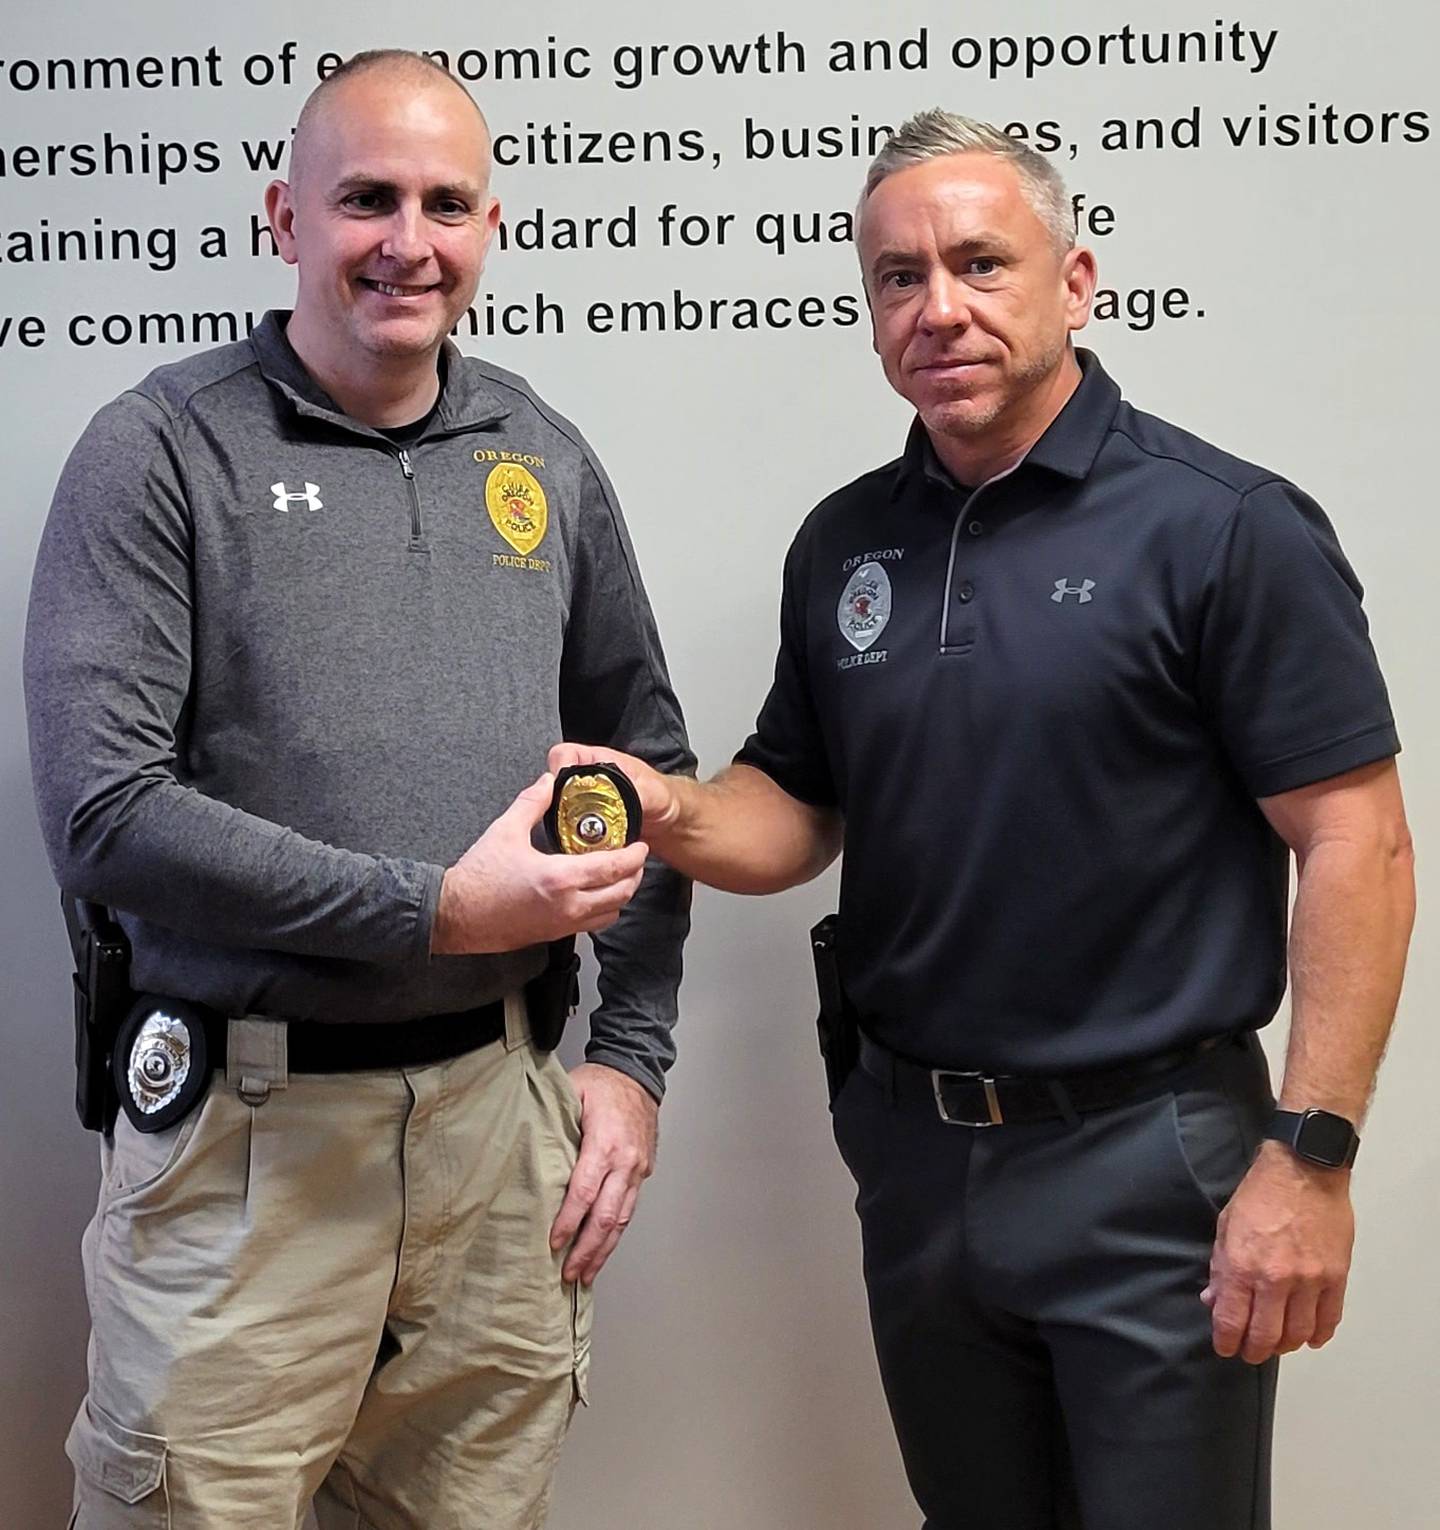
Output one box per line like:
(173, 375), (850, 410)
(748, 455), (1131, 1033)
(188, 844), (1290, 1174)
(1266, 1108), (1360, 1169)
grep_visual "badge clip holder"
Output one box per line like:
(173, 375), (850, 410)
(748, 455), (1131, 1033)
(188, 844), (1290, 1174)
(544, 764), (643, 854)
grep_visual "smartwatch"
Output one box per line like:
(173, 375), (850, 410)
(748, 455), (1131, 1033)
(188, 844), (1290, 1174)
(1265, 1108), (1360, 1169)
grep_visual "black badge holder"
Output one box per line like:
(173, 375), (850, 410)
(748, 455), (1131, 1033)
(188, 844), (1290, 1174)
(544, 763), (643, 853)
(112, 996), (213, 1134)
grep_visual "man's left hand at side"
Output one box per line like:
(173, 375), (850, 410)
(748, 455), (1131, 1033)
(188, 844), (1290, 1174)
(549, 1062), (658, 1286)
(1202, 1140), (1355, 1364)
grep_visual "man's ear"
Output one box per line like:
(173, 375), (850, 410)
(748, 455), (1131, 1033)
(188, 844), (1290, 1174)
(476, 196), (502, 277)
(1062, 245), (1098, 333)
(264, 180), (300, 267)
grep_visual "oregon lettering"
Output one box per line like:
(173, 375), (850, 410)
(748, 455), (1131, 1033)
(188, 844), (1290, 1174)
(843, 547), (904, 572)
(474, 450), (547, 468)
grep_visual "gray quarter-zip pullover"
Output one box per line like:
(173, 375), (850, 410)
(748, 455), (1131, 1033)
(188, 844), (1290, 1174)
(25, 311), (694, 1096)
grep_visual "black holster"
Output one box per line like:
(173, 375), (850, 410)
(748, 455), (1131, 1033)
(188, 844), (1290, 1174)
(524, 937), (580, 1052)
(62, 896), (134, 1133)
(811, 914), (860, 1107)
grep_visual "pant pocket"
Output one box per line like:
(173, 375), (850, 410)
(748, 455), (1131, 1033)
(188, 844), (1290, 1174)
(1168, 1084), (1253, 1215)
(570, 1275), (593, 1406)
(66, 1397), (169, 1527)
(546, 1053), (584, 1152)
(104, 1086), (212, 1207)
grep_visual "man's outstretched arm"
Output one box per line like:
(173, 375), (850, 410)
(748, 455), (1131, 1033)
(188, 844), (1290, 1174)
(548, 745), (842, 895)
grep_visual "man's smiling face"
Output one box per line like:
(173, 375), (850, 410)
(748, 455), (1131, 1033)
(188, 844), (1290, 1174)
(269, 70), (499, 370)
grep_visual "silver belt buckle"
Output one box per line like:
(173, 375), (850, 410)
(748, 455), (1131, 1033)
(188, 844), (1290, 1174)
(932, 1069), (1004, 1126)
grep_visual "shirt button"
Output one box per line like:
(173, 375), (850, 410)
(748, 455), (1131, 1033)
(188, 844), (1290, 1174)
(958, 581), (974, 602)
(967, 520), (984, 537)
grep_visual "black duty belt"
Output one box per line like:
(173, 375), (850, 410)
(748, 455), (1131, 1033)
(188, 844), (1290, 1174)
(858, 1030), (1229, 1127)
(114, 995), (509, 1133)
(184, 999), (505, 1075)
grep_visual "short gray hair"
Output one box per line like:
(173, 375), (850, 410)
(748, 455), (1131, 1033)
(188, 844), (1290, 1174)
(859, 109), (1073, 252)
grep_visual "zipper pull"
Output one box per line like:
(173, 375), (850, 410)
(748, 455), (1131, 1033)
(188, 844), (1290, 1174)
(397, 449), (414, 479)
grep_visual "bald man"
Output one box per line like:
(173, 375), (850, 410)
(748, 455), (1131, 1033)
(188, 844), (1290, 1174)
(25, 49), (693, 1529)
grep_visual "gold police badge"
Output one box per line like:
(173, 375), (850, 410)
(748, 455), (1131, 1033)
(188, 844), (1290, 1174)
(486, 463), (548, 556)
(545, 765), (643, 854)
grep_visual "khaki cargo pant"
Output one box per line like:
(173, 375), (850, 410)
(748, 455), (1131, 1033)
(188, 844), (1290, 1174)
(67, 997), (592, 1529)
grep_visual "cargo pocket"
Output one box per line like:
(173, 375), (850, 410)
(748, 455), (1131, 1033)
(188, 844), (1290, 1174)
(570, 1275), (593, 1407)
(66, 1397), (169, 1526)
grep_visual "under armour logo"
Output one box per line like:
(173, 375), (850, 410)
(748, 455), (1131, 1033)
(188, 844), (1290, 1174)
(1051, 578), (1095, 604)
(271, 482), (323, 513)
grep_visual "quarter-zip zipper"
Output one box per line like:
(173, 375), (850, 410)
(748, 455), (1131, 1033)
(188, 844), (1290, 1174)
(396, 448), (424, 544)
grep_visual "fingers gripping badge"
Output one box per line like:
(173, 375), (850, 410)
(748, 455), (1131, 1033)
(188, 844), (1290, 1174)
(545, 764), (643, 854)
(113, 998), (211, 1134)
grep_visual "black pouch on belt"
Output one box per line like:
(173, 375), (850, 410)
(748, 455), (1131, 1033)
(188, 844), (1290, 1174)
(525, 937), (581, 1052)
(811, 914), (860, 1107)
(62, 896), (134, 1134)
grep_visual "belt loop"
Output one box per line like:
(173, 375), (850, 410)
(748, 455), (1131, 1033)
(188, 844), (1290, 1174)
(882, 1047), (897, 1108)
(503, 990), (530, 1052)
(226, 1017), (289, 1106)
(1045, 1079), (1081, 1131)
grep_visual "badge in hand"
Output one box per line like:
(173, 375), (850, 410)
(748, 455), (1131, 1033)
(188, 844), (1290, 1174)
(545, 764), (643, 853)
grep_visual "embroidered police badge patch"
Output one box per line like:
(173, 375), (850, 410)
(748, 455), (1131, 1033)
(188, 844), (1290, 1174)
(486, 463), (549, 555)
(837, 561), (892, 651)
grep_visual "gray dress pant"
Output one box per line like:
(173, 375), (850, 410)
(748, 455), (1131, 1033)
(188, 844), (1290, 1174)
(832, 1031), (1277, 1530)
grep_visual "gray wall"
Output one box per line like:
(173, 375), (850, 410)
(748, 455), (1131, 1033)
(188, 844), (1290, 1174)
(3, 1), (1435, 1524)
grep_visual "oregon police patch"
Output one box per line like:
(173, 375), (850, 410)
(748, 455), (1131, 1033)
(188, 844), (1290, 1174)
(485, 463), (549, 555)
(837, 561), (892, 651)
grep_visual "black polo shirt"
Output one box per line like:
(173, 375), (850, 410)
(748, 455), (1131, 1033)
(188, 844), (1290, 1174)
(737, 351), (1399, 1073)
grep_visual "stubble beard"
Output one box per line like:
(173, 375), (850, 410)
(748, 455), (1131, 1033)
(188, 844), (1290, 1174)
(363, 326), (442, 359)
(353, 304), (454, 363)
(923, 333), (1069, 442)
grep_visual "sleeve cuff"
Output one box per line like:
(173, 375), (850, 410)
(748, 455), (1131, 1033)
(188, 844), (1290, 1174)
(1246, 722), (1400, 798)
(583, 1044), (665, 1104)
(412, 861), (446, 964)
(731, 746), (836, 809)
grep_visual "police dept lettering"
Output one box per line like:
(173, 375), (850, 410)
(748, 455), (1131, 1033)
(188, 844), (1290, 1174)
(483, 454), (552, 572)
(837, 555), (898, 670)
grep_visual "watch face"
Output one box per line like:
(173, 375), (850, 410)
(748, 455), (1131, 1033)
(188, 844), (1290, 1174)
(1295, 1110), (1356, 1166)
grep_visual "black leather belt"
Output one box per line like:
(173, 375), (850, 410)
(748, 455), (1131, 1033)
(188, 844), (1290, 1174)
(858, 1030), (1230, 1127)
(202, 1000), (507, 1073)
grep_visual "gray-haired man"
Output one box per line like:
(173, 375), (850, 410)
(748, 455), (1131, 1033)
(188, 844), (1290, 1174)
(552, 111), (1413, 1527)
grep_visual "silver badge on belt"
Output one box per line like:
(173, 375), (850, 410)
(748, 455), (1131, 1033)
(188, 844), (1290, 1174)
(113, 998), (212, 1134)
(127, 1012), (191, 1115)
